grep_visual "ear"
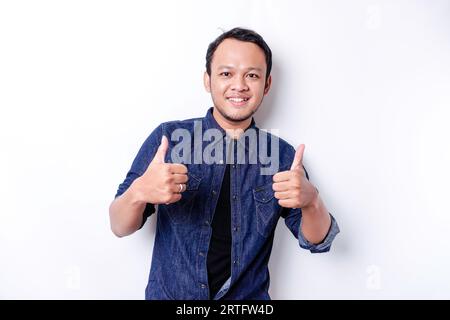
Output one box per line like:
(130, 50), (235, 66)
(263, 74), (272, 95)
(203, 71), (211, 93)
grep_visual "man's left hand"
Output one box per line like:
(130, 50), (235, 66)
(272, 144), (318, 209)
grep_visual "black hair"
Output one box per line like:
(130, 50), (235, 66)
(205, 27), (272, 82)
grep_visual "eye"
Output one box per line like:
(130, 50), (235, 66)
(247, 73), (259, 79)
(220, 72), (231, 77)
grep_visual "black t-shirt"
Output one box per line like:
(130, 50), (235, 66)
(207, 163), (232, 299)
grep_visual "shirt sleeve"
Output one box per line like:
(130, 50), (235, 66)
(282, 207), (340, 253)
(114, 123), (163, 228)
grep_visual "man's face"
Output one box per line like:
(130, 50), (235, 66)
(204, 38), (271, 126)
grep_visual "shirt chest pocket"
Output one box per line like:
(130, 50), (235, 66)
(164, 172), (202, 225)
(253, 183), (280, 238)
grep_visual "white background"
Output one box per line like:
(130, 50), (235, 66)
(1, 0), (449, 299)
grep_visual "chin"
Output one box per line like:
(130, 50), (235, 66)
(224, 109), (255, 122)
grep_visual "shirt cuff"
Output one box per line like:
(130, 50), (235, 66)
(298, 213), (340, 253)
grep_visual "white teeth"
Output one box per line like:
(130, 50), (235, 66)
(228, 98), (248, 102)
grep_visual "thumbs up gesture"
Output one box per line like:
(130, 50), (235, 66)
(272, 144), (318, 209)
(131, 136), (188, 205)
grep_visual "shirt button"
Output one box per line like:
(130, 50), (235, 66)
(200, 284), (207, 289)
(233, 226), (238, 232)
(199, 252), (205, 257)
(212, 190), (217, 195)
(219, 159), (224, 164)
(233, 260), (237, 264)
(232, 164), (236, 169)
(205, 220), (210, 226)
(232, 195), (237, 200)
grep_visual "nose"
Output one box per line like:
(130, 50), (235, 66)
(231, 76), (249, 92)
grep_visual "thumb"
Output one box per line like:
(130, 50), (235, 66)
(290, 144), (305, 171)
(153, 135), (168, 164)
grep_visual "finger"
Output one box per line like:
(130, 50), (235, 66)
(153, 135), (169, 164)
(176, 183), (187, 193)
(278, 198), (297, 208)
(272, 181), (291, 192)
(274, 190), (291, 200)
(168, 163), (188, 174)
(290, 144), (305, 171)
(172, 173), (188, 184)
(166, 193), (182, 204)
(168, 183), (186, 194)
(273, 171), (292, 183)
(178, 183), (186, 193)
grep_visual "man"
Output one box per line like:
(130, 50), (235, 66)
(109, 27), (340, 300)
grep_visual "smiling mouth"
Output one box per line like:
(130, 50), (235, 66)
(227, 97), (250, 106)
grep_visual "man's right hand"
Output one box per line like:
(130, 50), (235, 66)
(130, 135), (188, 205)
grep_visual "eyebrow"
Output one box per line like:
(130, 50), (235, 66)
(217, 65), (263, 72)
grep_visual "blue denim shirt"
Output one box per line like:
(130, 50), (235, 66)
(115, 107), (340, 300)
